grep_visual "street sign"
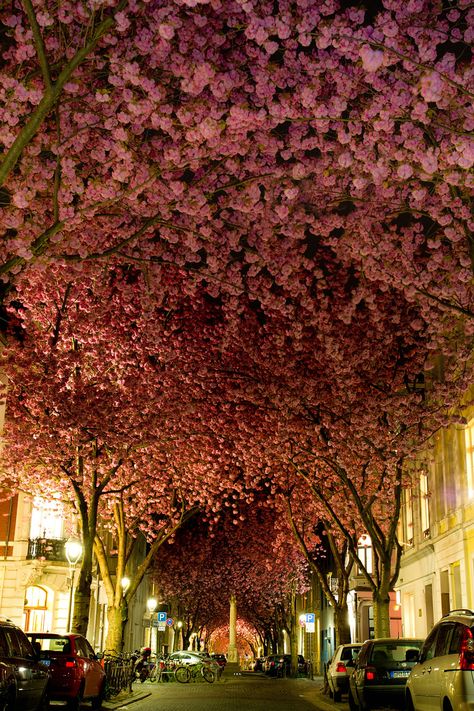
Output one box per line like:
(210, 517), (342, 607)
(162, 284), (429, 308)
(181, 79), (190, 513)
(166, 617), (174, 627)
(305, 612), (315, 633)
(157, 624), (166, 632)
(157, 611), (167, 622)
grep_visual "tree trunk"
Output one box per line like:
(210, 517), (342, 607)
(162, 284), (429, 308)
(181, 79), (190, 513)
(106, 603), (128, 654)
(334, 603), (351, 647)
(373, 593), (391, 637)
(72, 568), (92, 635)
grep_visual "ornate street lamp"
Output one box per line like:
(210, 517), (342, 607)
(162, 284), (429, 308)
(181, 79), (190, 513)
(65, 538), (83, 631)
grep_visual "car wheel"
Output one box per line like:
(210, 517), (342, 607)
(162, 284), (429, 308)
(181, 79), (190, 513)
(36, 689), (49, 711)
(0, 688), (15, 711)
(68, 684), (84, 711)
(91, 682), (105, 711)
(348, 688), (359, 711)
(405, 691), (415, 711)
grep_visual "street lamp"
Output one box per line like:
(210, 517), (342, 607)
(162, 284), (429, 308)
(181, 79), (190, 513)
(65, 538), (83, 632)
(121, 577), (131, 594)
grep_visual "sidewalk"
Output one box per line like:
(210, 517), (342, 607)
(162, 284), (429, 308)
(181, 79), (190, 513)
(102, 688), (152, 709)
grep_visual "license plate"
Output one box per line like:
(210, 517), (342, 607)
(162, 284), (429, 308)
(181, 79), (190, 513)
(41, 659), (51, 666)
(390, 670), (410, 678)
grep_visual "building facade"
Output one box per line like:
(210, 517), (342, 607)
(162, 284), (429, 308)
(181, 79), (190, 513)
(397, 417), (474, 638)
(0, 490), (151, 652)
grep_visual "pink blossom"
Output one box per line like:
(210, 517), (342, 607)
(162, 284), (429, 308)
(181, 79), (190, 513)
(359, 45), (384, 72)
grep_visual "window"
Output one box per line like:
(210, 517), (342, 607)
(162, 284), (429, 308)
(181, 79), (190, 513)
(357, 535), (373, 574)
(29, 496), (64, 539)
(465, 421), (474, 500)
(420, 628), (438, 662)
(23, 586), (49, 633)
(419, 471), (430, 536)
(402, 488), (414, 546)
(434, 623), (454, 657)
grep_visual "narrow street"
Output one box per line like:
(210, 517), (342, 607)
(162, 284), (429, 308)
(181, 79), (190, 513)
(102, 669), (347, 711)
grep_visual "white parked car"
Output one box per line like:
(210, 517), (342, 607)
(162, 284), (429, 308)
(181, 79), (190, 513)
(326, 643), (363, 701)
(168, 650), (220, 673)
(406, 609), (474, 711)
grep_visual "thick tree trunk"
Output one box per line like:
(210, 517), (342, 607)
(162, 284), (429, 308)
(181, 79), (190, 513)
(334, 603), (351, 647)
(373, 593), (391, 637)
(105, 603), (128, 654)
(72, 572), (92, 635)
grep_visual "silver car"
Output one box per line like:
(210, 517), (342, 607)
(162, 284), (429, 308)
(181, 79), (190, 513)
(168, 650), (220, 673)
(326, 643), (363, 701)
(406, 609), (474, 711)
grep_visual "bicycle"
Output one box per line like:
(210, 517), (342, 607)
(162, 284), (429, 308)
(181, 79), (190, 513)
(175, 662), (215, 684)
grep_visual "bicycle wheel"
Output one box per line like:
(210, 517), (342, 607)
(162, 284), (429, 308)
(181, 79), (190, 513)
(175, 665), (191, 683)
(201, 666), (215, 683)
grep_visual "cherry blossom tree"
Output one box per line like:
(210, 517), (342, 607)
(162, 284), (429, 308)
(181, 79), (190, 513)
(0, 0), (471, 344)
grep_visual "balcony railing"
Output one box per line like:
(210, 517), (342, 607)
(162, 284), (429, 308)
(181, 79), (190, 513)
(27, 537), (68, 562)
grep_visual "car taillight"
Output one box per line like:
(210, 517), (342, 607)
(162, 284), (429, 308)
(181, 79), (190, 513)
(365, 666), (376, 681)
(336, 662), (346, 673)
(459, 628), (474, 671)
(57, 657), (77, 668)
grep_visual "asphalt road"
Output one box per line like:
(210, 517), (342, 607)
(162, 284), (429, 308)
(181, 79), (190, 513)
(103, 670), (348, 711)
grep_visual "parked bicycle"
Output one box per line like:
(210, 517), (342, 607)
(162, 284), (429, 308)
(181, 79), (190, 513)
(175, 661), (215, 684)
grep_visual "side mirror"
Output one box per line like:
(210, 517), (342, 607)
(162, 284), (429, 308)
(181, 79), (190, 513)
(405, 649), (420, 663)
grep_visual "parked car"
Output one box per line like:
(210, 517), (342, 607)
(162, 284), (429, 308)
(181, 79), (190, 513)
(263, 654), (281, 676)
(275, 654), (307, 677)
(348, 637), (423, 710)
(210, 653), (227, 667)
(27, 632), (105, 710)
(0, 618), (49, 711)
(406, 608), (474, 711)
(167, 650), (220, 673)
(326, 643), (363, 701)
(253, 656), (265, 672)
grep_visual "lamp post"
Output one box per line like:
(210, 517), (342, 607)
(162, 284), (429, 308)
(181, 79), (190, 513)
(177, 620), (183, 651)
(121, 577), (130, 594)
(65, 538), (83, 632)
(146, 597), (157, 649)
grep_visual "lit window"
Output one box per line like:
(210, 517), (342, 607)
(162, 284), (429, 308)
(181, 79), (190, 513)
(403, 488), (414, 546)
(420, 471), (430, 537)
(357, 535), (373, 574)
(29, 496), (64, 539)
(465, 421), (474, 500)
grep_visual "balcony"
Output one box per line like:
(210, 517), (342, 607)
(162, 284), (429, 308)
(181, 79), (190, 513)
(27, 537), (68, 562)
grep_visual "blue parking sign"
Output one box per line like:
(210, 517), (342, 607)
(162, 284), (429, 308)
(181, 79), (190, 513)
(157, 611), (167, 622)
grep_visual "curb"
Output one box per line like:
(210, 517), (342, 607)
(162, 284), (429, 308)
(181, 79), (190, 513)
(102, 691), (152, 709)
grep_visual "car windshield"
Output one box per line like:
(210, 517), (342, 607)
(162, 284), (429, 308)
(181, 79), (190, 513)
(29, 636), (70, 653)
(370, 642), (422, 664)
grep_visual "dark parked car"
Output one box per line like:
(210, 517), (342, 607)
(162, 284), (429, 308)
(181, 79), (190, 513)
(348, 637), (423, 710)
(275, 654), (307, 677)
(210, 653), (227, 668)
(253, 656), (265, 672)
(0, 618), (49, 711)
(27, 632), (105, 710)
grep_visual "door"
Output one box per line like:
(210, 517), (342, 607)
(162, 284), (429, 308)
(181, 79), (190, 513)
(409, 628), (438, 711)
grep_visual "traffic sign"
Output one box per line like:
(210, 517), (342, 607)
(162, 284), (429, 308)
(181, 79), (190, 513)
(157, 611), (167, 622)
(166, 617), (174, 627)
(305, 612), (315, 632)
